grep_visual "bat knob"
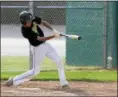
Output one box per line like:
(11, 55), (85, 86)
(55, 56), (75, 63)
(78, 36), (82, 40)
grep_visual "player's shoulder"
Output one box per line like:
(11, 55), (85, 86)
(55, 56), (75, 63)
(21, 26), (26, 31)
(21, 26), (29, 38)
(33, 16), (42, 20)
(33, 16), (42, 24)
(21, 26), (28, 33)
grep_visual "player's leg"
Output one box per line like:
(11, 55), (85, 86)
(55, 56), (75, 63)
(5, 44), (47, 86)
(46, 43), (69, 87)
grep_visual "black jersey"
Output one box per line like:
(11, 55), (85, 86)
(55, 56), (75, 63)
(21, 16), (45, 47)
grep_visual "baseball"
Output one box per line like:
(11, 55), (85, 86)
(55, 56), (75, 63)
(107, 56), (112, 60)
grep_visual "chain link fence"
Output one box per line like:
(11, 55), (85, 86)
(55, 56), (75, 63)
(66, 2), (105, 67)
(1, 1), (116, 72)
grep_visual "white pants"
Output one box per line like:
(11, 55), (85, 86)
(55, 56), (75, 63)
(13, 42), (68, 86)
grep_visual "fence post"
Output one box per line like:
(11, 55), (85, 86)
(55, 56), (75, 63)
(29, 0), (34, 70)
(110, 2), (118, 69)
(115, 2), (118, 68)
(113, 1), (118, 69)
(103, 1), (108, 69)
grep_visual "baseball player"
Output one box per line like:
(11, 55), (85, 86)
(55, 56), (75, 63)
(5, 11), (70, 89)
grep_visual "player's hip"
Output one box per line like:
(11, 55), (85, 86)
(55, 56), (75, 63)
(30, 41), (54, 52)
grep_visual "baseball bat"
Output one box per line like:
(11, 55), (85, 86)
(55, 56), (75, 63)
(60, 34), (82, 40)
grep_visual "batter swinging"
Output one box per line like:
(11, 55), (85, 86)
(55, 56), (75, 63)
(5, 11), (70, 89)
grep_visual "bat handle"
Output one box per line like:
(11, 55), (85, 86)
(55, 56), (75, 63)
(60, 34), (65, 36)
(60, 34), (62, 36)
(60, 34), (68, 38)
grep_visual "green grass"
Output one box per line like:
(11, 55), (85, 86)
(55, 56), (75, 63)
(1, 56), (117, 82)
(1, 56), (29, 72)
(1, 70), (117, 82)
(1, 56), (100, 72)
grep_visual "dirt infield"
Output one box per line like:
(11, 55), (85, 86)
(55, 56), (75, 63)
(1, 81), (117, 96)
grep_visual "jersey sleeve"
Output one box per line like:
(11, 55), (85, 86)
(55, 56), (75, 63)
(33, 16), (42, 24)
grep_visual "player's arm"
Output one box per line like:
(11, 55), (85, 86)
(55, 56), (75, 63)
(33, 16), (59, 33)
(28, 33), (58, 41)
(41, 21), (54, 31)
(37, 35), (54, 41)
(37, 32), (60, 41)
(34, 17), (53, 30)
(41, 21), (59, 33)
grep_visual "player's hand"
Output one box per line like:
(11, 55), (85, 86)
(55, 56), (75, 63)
(52, 29), (61, 38)
(54, 33), (60, 38)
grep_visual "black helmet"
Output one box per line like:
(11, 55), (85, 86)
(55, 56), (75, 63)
(19, 11), (33, 24)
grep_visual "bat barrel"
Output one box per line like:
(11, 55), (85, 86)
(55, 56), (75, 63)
(78, 36), (82, 40)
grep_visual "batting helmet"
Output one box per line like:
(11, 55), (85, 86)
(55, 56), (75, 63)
(19, 11), (33, 24)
